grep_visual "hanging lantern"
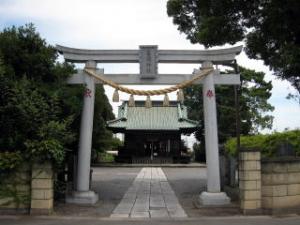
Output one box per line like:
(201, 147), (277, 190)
(145, 95), (152, 108)
(112, 89), (119, 102)
(177, 89), (184, 103)
(128, 94), (135, 107)
(163, 93), (170, 107)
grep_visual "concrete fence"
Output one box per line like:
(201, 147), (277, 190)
(0, 162), (54, 215)
(239, 149), (300, 214)
(261, 158), (300, 214)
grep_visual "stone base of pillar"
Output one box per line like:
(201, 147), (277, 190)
(66, 191), (98, 205)
(198, 191), (231, 206)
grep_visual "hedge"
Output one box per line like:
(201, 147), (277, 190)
(225, 130), (300, 157)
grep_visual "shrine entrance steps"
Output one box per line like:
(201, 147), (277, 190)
(132, 157), (172, 164)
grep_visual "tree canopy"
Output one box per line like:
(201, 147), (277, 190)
(0, 24), (115, 168)
(167, 0), (300, 95)
(184, 67), (274, 145)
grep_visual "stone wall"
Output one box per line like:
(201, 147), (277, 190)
(261, 158), (300, 213)
(0, 164), (31, 214)
(0, 162), (54, 215)
(239, 150), (262, 214)
(239, 149), (300, 215)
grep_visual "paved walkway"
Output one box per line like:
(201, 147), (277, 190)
(110, 167), (187, 218)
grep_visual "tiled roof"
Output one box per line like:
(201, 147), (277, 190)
(107, 102), (197, 131)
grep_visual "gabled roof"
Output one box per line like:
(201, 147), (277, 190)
(107, 101), (197, 132)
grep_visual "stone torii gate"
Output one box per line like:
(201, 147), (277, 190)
(56, 45), (242, 205)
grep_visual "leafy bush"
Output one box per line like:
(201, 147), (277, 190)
(193, 142), (206, 162)
(97, 152), (115, 163)
(225, 130), (300, 157)
(0, 152), (22, 170)
(109, 137), (123, 150)
(264, 130), (300, 156)
(225, 134), (267, 156)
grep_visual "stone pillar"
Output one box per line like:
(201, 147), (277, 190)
(66, 61), (98, 204)
(30, 162), (54, 215)
(239, 149), (261, 214)
(198, 62), (230, 205)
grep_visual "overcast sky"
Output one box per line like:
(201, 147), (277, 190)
(0, 0), (299, 142)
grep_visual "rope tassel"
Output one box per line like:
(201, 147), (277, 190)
(145, 95), (152, 108)
(128, 94), (135, 107)
(112, 89), (119, 102)
(177, 89), (184, 103)
(163, 94), (170, 107)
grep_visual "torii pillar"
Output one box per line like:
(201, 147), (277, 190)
(198, 61), (230, 205)
(66, 61), (99, 204)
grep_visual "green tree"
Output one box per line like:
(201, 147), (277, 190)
(184, 67), (274, 144)
(93, 84), (115, 152)
(167, 0), (300, 95)
(0, 24), (115, 167)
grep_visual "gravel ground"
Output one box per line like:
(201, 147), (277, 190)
(54, 167), (141, 217)
(163, 168), (241, 217)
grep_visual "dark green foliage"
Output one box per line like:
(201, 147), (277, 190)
(0, 152), (22, 170)
(92, 137), (123, 163)
(0, 24), (75, 166)
(167, 0), (300, 94)
(225, 130), (300, 157)
(193, 142), (205, 162)
(96, 152), (115, 163)
(0, 163), (31, 208)
(0, 24), (68, 82)
(93, 85), (115, 152)
(109, 137), (123, 150)
(225, 135), (266, 156)
(0, 24), (115, 169)
(184, 67), (274, 144)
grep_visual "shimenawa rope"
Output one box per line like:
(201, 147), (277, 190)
(84, 67), (213, 96)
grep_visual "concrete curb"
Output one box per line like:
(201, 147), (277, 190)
(1, 214), (299, 221)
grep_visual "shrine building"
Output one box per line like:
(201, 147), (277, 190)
(107, 101), (197, 163)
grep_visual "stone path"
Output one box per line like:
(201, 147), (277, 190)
(110, 167), (187, 218)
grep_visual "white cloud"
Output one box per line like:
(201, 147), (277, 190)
(0, 0), (193, 48)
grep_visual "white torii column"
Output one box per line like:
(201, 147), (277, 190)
(199, 61), (230, 205)
(66, 61), (99, 204)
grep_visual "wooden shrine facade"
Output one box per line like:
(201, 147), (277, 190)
(107, 101), (197, 163)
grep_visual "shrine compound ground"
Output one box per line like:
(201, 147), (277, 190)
(2, 167), (300, 225)
(54, 166), (239, 218)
